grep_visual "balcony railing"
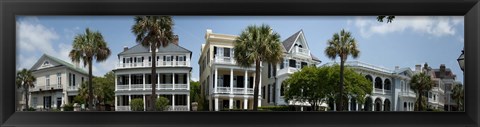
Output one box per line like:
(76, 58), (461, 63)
(294, 47), (310, 56)
(116, 61), (190, 69)
(344, 61), (393, 73)
(166, 106), (189, 111)
(215, 87), (254, 94)
(116, 84), (188, 91)
(116, 106), (130, 111)
(278, 67), (299, 75)
(67, 86), (78, 91)
(214, 56), (235, 64)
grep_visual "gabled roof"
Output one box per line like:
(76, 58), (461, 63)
(282, 30), (302, 52)
(30, 54), (88, 75)
(119, 43), (192, 56)
(394, 67), (414, 76)
(281, 30), (321, 63)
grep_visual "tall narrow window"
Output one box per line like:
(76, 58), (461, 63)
(57, 73), (61, 88)
(46, 75), (50, 87)
(224, 48), (230, 57)
(73, 74), (76, 87)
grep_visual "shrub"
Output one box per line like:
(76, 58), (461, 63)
(63, 103), (74, 111)
(131, 98), (144, 111)
(258, 106), (291, 111)
(27, 107), (36, 111)
(156, 97), (170, 111)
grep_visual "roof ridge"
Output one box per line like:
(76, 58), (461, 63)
(43, 54), (88, 74)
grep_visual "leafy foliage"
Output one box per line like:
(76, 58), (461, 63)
(63, 103), (74, 111)
(131, 16), (175, 111)
(377, 16), (396, 23)
(233, 24), (283, 110)
(451, 84), (464, 111)
(76, 71), (115, 110)
(190, 80), (207, 111)
(155, 97), (170, 111)
(131, 98), (144, 111)
(283, 65), (372, 111)
(69, 28), (111, 110)
(16, 68), (36, 111)
(409, 71), (434, 111)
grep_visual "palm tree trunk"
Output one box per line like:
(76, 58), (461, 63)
(253, 59), (261, 111)
(272, 63), (277, 105)
(150, 45), (157, 111)
(418, 92), (423, 111)
(25, 85), (29, 111)
(88, 60), (94, 111)
(338, 59), (345, 111)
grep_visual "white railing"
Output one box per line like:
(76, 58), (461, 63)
(116, 106), (130, 111)
(399, 91), (416, 98)
(166, 106), (189, 111)
(68, 86), (78, 91)
(295, 47), (310, 56)
(374, 88), (383, 93)
(44, 84), (62, 90)
(247, 88), (254, 94)
(214, 56), (235, 64)
(344, 61), (393, 73)
(116, 61), (190, 69)
(233, 88), (244, 94)
(117, 85), (129, 90)
(278, 67), (299, 75)
(175, 84), (188, 89)
(159, 84), (173, 89)
(217, 87), (230, 93)
(131, 84), (143, 90)
(216, 87), (254, 94)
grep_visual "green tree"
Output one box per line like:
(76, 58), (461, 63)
(16, 69), (36, 111)
(75, 71), (115, 110)
(131, 98), (144, 111)
(131, 16), (175, 111)
(451, 84), (464, 111)
(409, 72), (434, 111)
(190, 80), (207, 110)
(377, 16), (395, 23)
(324, 29), (360, 111)
(233, 24), (283, 111)
(69, 28), (111, 110)
(155, 97), (170, 111)
(283, 66), (327, 111)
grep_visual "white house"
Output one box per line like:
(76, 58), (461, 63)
(113, 41), (192, 111)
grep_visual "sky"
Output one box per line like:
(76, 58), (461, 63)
(16, 16), (464, 84)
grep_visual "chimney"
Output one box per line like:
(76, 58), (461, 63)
(205, 29), (212, 40)
(415, 64), (421, 72)
(123, 46), (128, 52)
(395, 66), (399, 70)
(172, 35), (179, 45)
(440, 64), (446, 78)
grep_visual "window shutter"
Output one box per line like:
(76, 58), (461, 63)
(163, 56), (165, 61)
(176, 56), (178, 61)
(149, 56), (151, 62)
(171, 56), (174, 61)
(184, 74), (187, 84)
(142, 57), (144, 62)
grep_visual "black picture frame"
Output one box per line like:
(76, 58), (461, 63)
(1, 0), (479, 127)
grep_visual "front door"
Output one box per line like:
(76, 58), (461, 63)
(57, 98), (62, 109)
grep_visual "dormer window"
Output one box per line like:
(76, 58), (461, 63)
(43, 61), (49, 66)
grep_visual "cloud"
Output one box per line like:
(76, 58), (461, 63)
(17, 17), (59, 54)
(191, 77), (199, 82)
(16, 54), (37, 70)
(351, 16), (463, 38)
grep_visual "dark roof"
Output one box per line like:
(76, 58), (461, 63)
(35, 54), (88, 75)
(282, 30), (302, 52)
(310, 53), (321, 63)
(119, 43), (192, 56)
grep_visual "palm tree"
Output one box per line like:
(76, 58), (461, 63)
(233, 24), (283, 110)
(451, 84), (464, 111)
(69, 28), (111, 111)
(324, 29), (360, 111)
(16, 69), (36, 111)
(131, 16), (175, 111)
(409, 72), (434, 111)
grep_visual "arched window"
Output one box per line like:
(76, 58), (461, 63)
(384, 99), (391, 111)
(404, 102), (407, 111)
(350, 97), (357, 111)
(364, 97), (373, 111)
(374, 98), (382, 111)
(384, 79), (391, 90)
(365, 75), (373, 82)
(375, 77), (383, 89)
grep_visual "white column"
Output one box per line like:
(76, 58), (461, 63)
(187, 73), (190, 90)
(128, 95), (131, 111)
(243, 97), (248, 110)
(143, 94), (146, 111)
(258, 71), (262, 108)
(187, 95), (190, 111)
(172, 94), (175, 111)
(115, 75), (118, 91)
(157, 73), (160, 90)
(372, 80), (375, 93)
(143, 73), (146, 90)
(214, 68), (218, 93)
(244, 70), (248, 94)
(229, 97), (233, 109)
(348, 99), (351, 111)
(230, 69), (233, 95)
(115, 96), (118, 111)
(172, 73), (175, 90)
(361, 104), (364, 111)
(382, 83), (385, 94)
(209, 97), (213, 111)
(333, 100), (336, 111)
(372, 102), (375, 111)
(214, 97), (219, 111)
(129, 74), (132, 90)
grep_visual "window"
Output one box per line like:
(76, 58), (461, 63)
(32, 97), (37, 108)
(81, 77), (84, 84)
(73, 74), (76, 86)
(280, 84), (285, 96)
(57, 73), (61, 88)
(175, 95), (187, 106)
(289, 59), (296, 67)
(262, 86), (266, 99)
(224, 48), (230, 57)
(268, 64), (271, 78)
(69, 73), (72, 87)
(46, 75), (50, 87)
(43, 61), (49, 66)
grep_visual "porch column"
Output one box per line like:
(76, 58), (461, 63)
(129, 74), (132, 90)
(214, 68), (218, 93)
(209, 97), (212, 111)
(361, 104), (364, 111)
(157, 73), (160, 90)
(243, 97), (248, 110)
(187, 73), (190, 90)
(230, 69), (233, 95)
(333, 100), (336, 111)
(115, 75), (118, 91)
(214, 96), (219, 111)
(244, 70), (248, 94)
(187, 94), (190, 111)
(128, 95), (131, 111)
(143, 73), (146, 90)
(172, 94), (175, 111)
(372, 79), (375, 93)
(372, 102), (375, 111)
(143, 94), (146, 111)
(229, 96), (233, 109)
(382, 83), (385, 94)
(258, 72), (262, 107)
(115, 95), (118, 111)
(348, 99), (351, 111)
(173, 73), (175, 90)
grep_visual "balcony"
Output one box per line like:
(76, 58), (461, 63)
(116, 106), (130, 111)
(116, 105), (189, 111)
(278, 67), (299, 75)
(67, 86), (78, 91)
(293, 47), (310, 56)
(399, 91), (416, 98)
(213, 56), (236, 64)
(116, 61), (190, 69)
(215, 87), (254, 95)
(31, 84), (62, 92)
(116, 84), (188, 91)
